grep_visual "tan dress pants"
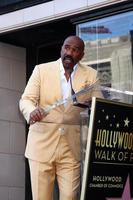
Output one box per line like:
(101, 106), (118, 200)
(28, 135), (80, 200)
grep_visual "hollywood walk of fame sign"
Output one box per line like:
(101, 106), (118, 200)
(80, 97), (133, 200)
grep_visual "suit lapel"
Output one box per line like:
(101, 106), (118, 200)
(44, 59), (63, 105)
(49, 60), (65, 111)
(73, 63), (89, 92)
(53, 60), (62, 101)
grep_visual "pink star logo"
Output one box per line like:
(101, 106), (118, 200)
(106, 175), (133, 200)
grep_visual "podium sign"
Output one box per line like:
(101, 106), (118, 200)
(80, 97), (133, 200)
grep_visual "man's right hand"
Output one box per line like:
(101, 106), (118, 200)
(29, 106), (46, 124)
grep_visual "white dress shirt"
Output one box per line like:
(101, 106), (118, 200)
(59, 58), (77, 101)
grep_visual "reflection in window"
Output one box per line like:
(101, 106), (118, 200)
(77, 11), (133, 103)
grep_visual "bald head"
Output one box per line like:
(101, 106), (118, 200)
(61, 35), (85, 70)
(64, 36), (85, 51)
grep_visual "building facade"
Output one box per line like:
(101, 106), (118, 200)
(0, 0), (132, 200)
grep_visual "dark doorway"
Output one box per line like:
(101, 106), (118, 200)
(25, 19), (76, 80)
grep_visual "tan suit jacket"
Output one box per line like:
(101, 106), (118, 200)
(19, 59), (101, 162)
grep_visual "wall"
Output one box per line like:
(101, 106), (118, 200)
(0, 0), (128, 33)
(0, 42), (26, 200)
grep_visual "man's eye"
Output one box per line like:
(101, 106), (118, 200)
(74, 48), (80, 53)
(64, 45), (70, 50)
(65, 46), (69, 50)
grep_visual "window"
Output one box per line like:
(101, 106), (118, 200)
(77, 11), (133, 103)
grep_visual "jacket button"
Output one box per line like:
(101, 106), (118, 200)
(59, 128), (65, 134)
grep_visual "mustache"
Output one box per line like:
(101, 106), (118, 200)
(63, 55), (74, 63)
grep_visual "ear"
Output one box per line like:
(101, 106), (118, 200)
(80, 51), (84, 60)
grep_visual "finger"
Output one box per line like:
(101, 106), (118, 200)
(30, 107), (45, 124)
(30, 110), (40, 122)
(38, 107), (45, 117)
(34, 108), (45, 120)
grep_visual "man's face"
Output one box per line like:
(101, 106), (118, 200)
(61, 36), (84, 71)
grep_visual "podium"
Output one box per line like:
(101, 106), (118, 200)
(79, 85), (133, 176)
(80, 95), (133, 200)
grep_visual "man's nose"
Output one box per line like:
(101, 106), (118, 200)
(67, 51), (74, 58)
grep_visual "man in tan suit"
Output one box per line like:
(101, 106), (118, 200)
(19, 36), (101, 200)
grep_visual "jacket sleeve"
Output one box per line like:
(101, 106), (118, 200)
(19, 65), (41, 123)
